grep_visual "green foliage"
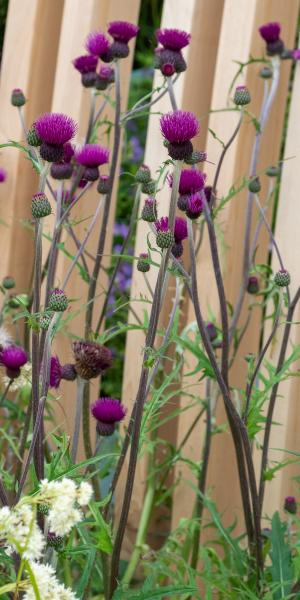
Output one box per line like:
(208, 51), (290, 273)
(268, 512), (293, 599)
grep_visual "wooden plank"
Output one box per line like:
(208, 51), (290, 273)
(171, 0), (299, 536)
(49, 0), (141, 448)
(119, 0), (225, 561)
(257, 53), (300, 518)
(0, 0), (64, 291)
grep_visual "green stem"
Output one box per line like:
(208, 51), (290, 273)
(71, 377), (85, 463)
(122, 477), (155, 586)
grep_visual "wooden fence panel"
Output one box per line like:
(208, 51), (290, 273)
(0, 0), (64, 291)
(171, 0), (299, 534)
(48, 0), (140, 448)
(257, 55), (300, 519)
(118, 0), (225, 561)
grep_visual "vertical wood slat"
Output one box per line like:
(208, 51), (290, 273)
(49, 0), (141, 450)
(257, 55), (300, 518)
(0, 0), (64, 292)
(171, 0), (299, 534)
(118, 0), (225, 561)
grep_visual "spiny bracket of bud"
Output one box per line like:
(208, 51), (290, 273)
(31, 193), (52, 219)
(27, 125), (42, 147)
(48, 288), (68, 312)
(2, 276), (15, 290)
(274, 269), (290, 287)
(234, 85), (251, 106)
(184, 150), (207, 165)
(39, 312), (54, 330)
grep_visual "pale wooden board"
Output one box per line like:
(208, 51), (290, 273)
(171, 0), (299, 539)
(255, 53), (300, 519)
(0, 0), (64, 292)
(48, 0), (141, 452)
(118, 0), (225, 561)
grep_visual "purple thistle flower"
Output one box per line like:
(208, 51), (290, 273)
(91, 397), (126, 435)
(99, 65), (114, 80)
(35, 113), (77, 146)
(73, 55), (98, 74)
(139, 252), (149, 259)
(156, 28), (191, 51)
(75, 144), (109, 167)
(169, 169), (206, 194)
(0, 345), (27, 379)
(259, 22), (281, 43)
(62, 142), (74, 163)
(86, 31), (110, 57)
(0, 168), (7, 183)
(204, 185), (213, 203)
(206, 322), (218, 342)
(108, 21), (139, 43)
(155, 216), (169, 233)
(293, 49), (300, 60)
(174, 216), (188, 243)
(50, 356), (62, 389)
(160, 110), (199, 143)
(186, 193), (204, 219)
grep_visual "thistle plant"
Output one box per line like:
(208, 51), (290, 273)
(0, 14), (300, 600)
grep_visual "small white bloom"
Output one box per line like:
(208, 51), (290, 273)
(48, 506), (83, 536)
(0, 504), (45, 561)
(77, 481), (93, 506)
(23, 562), (78, 600)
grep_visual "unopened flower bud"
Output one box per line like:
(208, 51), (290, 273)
(11, 88), (26, 107)
(48, 288), (68, 312)
(184, 150), (207, 165)
(274, 269), (290, 287)
(247, 276), (260, 294)
(141, 197), (157, 222)
(284, 495), (297, 515)
(266, 165), (280, 177)
(27, 125), (42, 147)
(31, 193), (52, 219)
(2, 276), (15, 290)
(135, 165), (151, 184)
(141, 179), (156, 195)
(137, 252), (150, 272)
(234, 85), (251, 106)
(97, 175), (111, 195)
(259, 66), (273, 79)
(248, 176), (261, 193)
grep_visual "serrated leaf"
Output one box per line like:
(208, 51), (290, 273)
(269, 512), (293, 599)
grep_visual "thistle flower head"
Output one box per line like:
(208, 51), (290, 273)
(0, 168), (7, 183)
(284, 495), (297, 514)
(108, 21), (139, 42)
(62, 142), (75, 163)
(75, 144), (109, 167)
(160, 110), (199, 143)
(156, 28), (191, 51)
(155, 216), (169, 233)
(99, 65), (114, 80)
(139, 252), (149, 259)
(186, 192), (204, 219)
(35, 113), (77, 145)
(0, 345), (27, 378)
(73, 54), (98, 74)
(174, 216), (188, 242)
(91, 397), (126, 423)
(169, 168), (206, 194)
(50, 356), (62, 389)
(259, 22), (281, 43)
(86, 30), (110, 57)
(73, 340), (113, 380)
(204, 185), (213, 203)
(293, 49), (300, 60)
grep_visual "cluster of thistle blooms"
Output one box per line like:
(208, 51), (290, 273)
(258, 21), (300, 62)
(0, 478), (92, 598)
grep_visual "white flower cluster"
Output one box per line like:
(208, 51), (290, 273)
(39, 478), (93, 536)
(0, 504), (45, 561)
(24, 562), (78, 600)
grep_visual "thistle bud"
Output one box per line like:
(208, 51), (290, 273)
(48, 288), (68, 312)
(247, 276), (260, 294)
(274, 269), (290, 287)
(248, 176), (261, 194)
(135, 165), (151, 184)
(234, 85), (251, 106)
(11, 88), (26, 107)
(184, 150), (207, 165)
(137, 252), (150, 272)
(97, 175), (111, 195)
(141, 179), (156, 195)
(2, 276), (15, 290)
(31, 193), (52, 219)
(141, 197), (157, 222)
(259, 66), (273, 79)
(284, 496), (297, 515)
(266, 165), (280, 177)
(27, 125), (42, 147)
